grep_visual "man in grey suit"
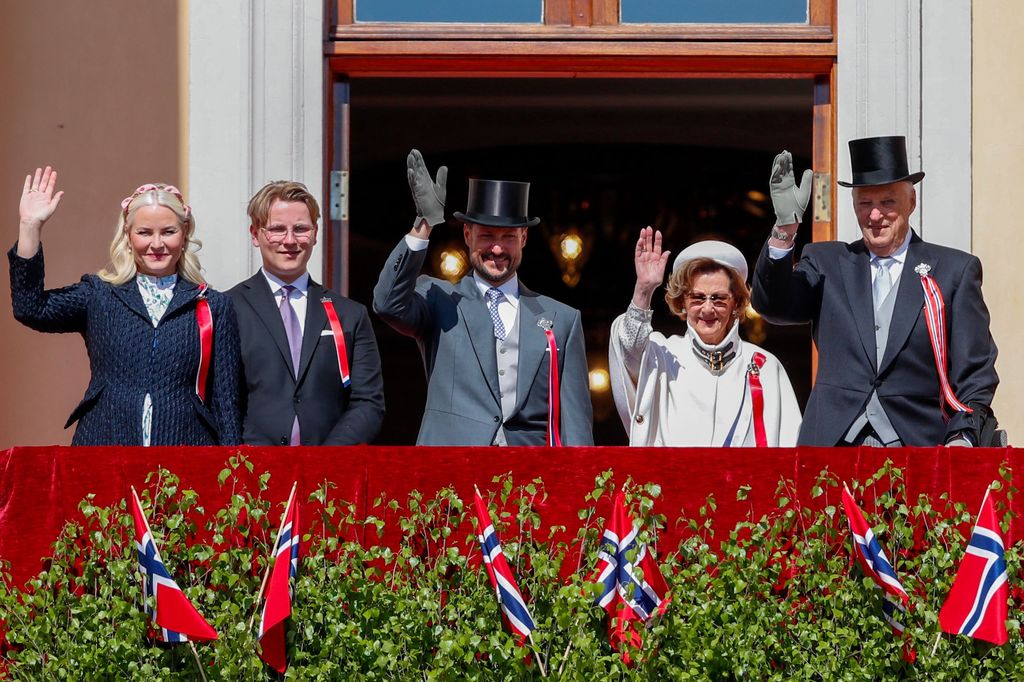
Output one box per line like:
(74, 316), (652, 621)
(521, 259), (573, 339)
(752, 136), (998, 447)
(373, 150), (594, 446)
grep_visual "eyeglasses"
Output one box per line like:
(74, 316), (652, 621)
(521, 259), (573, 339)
(261, 225), (315, 243)
(685, 293), (733, 309)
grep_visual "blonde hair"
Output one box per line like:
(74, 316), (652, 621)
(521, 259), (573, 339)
(247, 181), (321, 230)
(98, 184), (204, 285)
(665, 257), (750, 319)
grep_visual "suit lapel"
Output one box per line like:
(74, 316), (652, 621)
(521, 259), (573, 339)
(241, 272), (295, 376)
(514, 284), (551, 412)
(878, 234), (928, 374)
(838, 243), (877, 368)
(111, 279), (153, 323)
(162, 278), (200, 320)
(457, 277), (500, 405)
(298, 280), (328, 383)
(516, 282), (557, 411)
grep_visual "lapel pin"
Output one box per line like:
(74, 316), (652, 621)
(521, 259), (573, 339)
(914, 263), (932, 276)
(537, 318), (553, 331)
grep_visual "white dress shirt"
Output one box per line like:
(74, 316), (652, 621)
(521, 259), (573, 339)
(261, 269), (310, 334)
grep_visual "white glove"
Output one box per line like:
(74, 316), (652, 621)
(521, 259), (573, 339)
(770, 150), (814, 227)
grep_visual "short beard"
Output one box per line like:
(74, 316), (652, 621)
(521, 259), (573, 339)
(469, 254), (517, 284)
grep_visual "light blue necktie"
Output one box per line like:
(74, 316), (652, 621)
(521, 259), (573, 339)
(872, 258), (894, 311)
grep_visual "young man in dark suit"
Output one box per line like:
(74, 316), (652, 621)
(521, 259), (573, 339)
(228, 181), (384, 445)
(753, 136), (998, 447)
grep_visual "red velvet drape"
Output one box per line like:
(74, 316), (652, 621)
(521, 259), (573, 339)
(0, 446), (1019, 587)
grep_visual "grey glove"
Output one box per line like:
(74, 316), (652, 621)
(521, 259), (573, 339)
(770, 150), (814, 227)
(407, 149), (447, 227)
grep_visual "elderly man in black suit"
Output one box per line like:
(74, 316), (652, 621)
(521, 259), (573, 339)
(752, 136), (998, 447)
(228, 181), (384, 445)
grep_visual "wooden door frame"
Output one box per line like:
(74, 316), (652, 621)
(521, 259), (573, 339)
(322, 0), (837, 290)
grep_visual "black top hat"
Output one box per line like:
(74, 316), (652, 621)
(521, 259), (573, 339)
(838, 136), (925, 188)
(453, 179), (540, 228)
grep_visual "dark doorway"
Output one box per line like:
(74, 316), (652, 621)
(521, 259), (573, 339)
(344, 77), (814, 445)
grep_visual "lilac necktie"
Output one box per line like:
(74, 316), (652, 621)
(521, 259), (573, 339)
(279, 285), (302, 445)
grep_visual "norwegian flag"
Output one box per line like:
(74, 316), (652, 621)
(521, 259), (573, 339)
(129, 487), (217, 642)
(258, 485), (300, 673)
(939, 487), (1009, 645)
(841, 484), (909, 632)
(472, 486), (536, 644)
(593, 491), (670, 659)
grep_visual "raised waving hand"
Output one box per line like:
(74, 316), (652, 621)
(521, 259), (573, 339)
(632, 226), (671, 309)
(18, 166), (64, 258)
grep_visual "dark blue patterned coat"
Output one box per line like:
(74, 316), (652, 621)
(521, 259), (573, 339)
(8, 245), (242, 445)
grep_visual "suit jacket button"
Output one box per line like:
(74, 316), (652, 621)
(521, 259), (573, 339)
(635, 414), (645, 424)
(293, 397), (301, 404)
(279, 436), (288, 445)
(493, 415), (500, 423)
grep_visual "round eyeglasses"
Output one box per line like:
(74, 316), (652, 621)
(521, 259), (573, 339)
(261, 225), (315, 243)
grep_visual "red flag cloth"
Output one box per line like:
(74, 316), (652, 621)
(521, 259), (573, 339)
(938, 488), (1009, 645)
(592, 492), (670, 662)
(258, 491), (300, 673)
(129, 488), (217, 642)
(472, 488), (536, 645)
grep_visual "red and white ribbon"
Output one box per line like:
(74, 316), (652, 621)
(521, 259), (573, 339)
(194, 284), (214, 403)
(321, 298), (352, 388)
(748, 352), (768, 447)
(541, 325), (562, 447)
(918, 271), (972, 416)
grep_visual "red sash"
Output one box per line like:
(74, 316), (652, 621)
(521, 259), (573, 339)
(194, 284), (213, 403)
(321, 298), (352, 387)
(748, 352), (768, 447)
(917, 270), (972, 417)
(540, 321), (562, 447)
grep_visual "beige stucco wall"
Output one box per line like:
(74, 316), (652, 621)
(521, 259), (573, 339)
(0, 1), (181, 446)
(973, 0), (1024, 445)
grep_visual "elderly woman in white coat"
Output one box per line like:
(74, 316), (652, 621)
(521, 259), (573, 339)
(610, 228), (801, 447)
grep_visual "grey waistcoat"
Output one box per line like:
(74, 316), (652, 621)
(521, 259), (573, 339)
(492, 311), (521, 446)
(844, 272), (901, 445)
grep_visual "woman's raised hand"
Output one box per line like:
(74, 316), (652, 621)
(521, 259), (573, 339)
(17, 167), (64, 258)
(20, 167), (64, 228)
(632, 226), (671, 309)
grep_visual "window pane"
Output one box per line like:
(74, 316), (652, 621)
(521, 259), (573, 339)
(622, 0), (807, 24)
(355, 0), (542, 23)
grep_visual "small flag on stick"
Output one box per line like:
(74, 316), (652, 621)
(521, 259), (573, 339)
(938, 486), (1009, 646)
(257, 483), (300, 673)
(129, 486), (217, 642)
(592, 491), (669, 662)
(841, 484), (909, 633)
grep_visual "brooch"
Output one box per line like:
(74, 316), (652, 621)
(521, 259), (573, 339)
(537, 318), (553, 331)
(914, 263), (932, 276)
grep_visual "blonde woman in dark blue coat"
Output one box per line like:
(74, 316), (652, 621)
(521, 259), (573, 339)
(9, 167), (242, 445)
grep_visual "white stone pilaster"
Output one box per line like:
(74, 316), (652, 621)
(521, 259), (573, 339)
(188, 0), (324, 291)
(836, 0), (971, 251)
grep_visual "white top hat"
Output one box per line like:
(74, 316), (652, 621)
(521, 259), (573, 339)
(671, 240), (748, 282)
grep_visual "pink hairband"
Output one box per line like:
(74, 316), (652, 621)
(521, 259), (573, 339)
(121, 184), (192, 220)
